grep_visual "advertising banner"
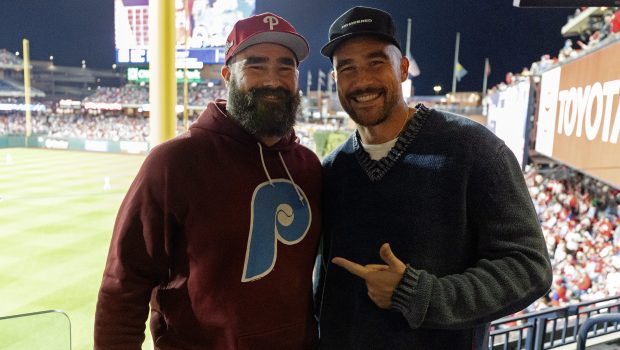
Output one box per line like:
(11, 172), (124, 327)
(536, 39), (620, 188)
(485, 80), (532, 168)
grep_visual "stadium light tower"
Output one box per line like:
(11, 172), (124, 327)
(81, 60), (86, 69)
(112, 64), (123, 86)
(433, 84), (442, 95)
(49, 56), (55, 98)
(15, 51), (19, 57)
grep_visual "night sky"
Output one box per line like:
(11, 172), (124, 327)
(0, 0), (574, 95)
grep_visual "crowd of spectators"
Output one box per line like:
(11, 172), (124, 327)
(82, 83), (227, 108)
(525, 166), (620, 310)
(1, 109), (341, 150)
(186, 84), (227, 106)
(82, 85), (149, 106)
(0, 97), (24, 104)
(536, 7), (619, 69)
(0, 112), (151, 141)
(570, 7), (620, 49)
(488, 7), (620, 92)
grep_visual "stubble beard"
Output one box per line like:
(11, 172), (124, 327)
(339, 87), (398, 128)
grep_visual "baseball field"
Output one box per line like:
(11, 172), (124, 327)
(0, 148), (153, 350)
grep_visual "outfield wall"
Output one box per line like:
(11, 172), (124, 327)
(0, 135), (149, 154)
(3, 132), (345, 157)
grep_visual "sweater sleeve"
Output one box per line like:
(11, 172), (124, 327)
(391, 143), (553, 329)
(94, 154), (173, 349)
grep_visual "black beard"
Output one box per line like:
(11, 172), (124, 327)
(227, 80), (299, 139)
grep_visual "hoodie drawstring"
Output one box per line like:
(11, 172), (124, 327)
(257, 142), (305, 206)
(257, 142), (274, 187)
(278, 152), (305, 206)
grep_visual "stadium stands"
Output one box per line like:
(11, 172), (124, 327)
(0, 79), (45, 98)
(82, 83), (226, 108)
(1, 112), (152, 142)
(526, 167), (620, 310)
(83, 85), (148, 107)
(1, 6), (620, 348)
(0, 111), (330, 151)
(0, 80), (16, 92)
(490, 294), (620, 349)
(0, 49), (23, 67)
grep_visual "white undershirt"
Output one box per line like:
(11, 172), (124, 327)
(360, 137), (398, 161)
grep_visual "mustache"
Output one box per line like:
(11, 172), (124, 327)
(346, 87), (384, 99)
(249, 87), (291, 100)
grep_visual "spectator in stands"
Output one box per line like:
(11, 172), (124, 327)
(316, 6), (552, 349)
(94, 12), (322, 349)
(611, 9), (620, 33)
(558, 39), (577, 61)
(525, 167), (620, 308)
(82, 83), (226, 108)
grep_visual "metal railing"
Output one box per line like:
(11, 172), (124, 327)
(489, 295), (620, 349)
(576, 313), (620, 350)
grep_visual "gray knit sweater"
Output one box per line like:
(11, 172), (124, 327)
(318, 105), (552, 350)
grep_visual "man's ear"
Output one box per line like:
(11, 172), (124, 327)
(221, 65), (231, 86)
(331, 69), (336, 82)
(400, 56), (409, 82)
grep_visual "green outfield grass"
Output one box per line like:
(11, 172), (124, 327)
(0, 148), (154, 350)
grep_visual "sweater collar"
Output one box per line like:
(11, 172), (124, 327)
(353, 103), (431, 182)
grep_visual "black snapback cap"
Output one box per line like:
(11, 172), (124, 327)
(321, 6), (401, 59)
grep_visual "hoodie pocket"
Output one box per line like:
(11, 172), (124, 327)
(237, 321), (318, 350)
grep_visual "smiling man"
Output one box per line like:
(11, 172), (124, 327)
(95, 12), (321, 350)
(316, 6), (552, 350)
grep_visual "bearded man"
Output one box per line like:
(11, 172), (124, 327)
(95, 12), (321, 350)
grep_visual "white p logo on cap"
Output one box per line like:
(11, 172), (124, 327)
(263, 15), (279, 30)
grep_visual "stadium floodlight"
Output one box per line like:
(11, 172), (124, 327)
(15, 51), (19, 56)
(433, 84), (442, 94)
(514, 0), (620, 6)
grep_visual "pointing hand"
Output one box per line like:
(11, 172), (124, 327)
(332, 243), (406, 309)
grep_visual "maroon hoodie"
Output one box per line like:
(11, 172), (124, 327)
(95, 100), (321, 349)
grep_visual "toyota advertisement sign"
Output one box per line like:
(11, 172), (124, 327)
(535, 39), (620, 188)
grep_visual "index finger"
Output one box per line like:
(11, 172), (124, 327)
(366, 264), (389, 272)
(332, 257), (368, 279)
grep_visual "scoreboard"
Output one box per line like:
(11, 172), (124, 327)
(114, 0), (255, 65)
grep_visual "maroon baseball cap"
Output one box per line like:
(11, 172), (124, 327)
(224, 12), (309, 64)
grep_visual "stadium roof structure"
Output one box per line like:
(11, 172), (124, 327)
(0, 49), (24, 71)
(0, 78), (45, 98)
(514, 0), (620, 6)
(561, 7), (609, 37)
